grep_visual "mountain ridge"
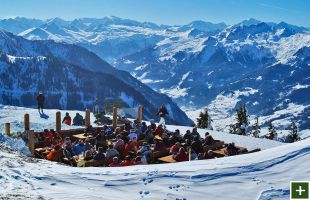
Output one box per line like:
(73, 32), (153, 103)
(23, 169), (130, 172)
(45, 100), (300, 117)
(0, 29), (192, 125)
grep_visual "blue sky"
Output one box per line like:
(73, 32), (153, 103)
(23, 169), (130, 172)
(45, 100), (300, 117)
(1, 0), (309, 27)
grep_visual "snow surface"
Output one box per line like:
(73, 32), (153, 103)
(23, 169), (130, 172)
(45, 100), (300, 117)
(0, 105), (309, 200)
(0, 131), (308, 200)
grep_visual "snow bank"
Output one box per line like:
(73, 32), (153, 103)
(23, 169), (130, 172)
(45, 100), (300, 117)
(0, 135), (308, 199)
(0, 133), (31, 156)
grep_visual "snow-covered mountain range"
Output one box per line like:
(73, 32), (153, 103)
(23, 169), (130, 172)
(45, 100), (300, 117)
(1, 17), (309, 131)
(0, 29), (192, 125)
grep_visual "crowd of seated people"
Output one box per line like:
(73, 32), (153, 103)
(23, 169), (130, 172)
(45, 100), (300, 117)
(34, 119), (247, 167)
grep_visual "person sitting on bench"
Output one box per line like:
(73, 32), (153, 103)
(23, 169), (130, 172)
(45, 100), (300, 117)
(225, 143), (239, 156)
(72, 113), (84, 126)
(47, 145), (63, 162)
(204, 150), (216, 159)
(63, 145), (77, 166)
(106, 144), (119, 159)
(169, 129), (183, 146)
(93, 147), (106, 161)
(77, 150), (94, 167)
(169, 142), (181, 155)
(114, 134), (125, 153)
(183, 130), (193, 143)
(203, 134), (215, 146)
(138, 142), (151, 156)
(173, 147), (188, 162)
(109, 157), (122, 167)
(73, 140), (86, 156)
(62, 112), (72, 126)
(121, 155), (135, 166)
(95, 131), (107, 151)
(153, 136), (165, 152)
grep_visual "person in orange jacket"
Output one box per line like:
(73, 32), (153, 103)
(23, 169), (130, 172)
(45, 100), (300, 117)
(47, 145), (63, 162)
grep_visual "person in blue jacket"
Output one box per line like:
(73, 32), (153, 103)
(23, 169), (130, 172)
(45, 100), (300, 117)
(72, 113), (84, 126)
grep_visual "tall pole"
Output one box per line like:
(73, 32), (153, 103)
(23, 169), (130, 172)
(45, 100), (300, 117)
(85, 109), (91, 128)
(24, 113), (30, 131)
(4, 123), (10, 136)
(138, 105), (143, 123)
(56, 111), (61, 134)
(112, 107), (117, 129)
(28, 130), (35, 156)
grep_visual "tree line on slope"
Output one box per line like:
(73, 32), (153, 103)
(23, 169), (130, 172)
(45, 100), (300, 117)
(195, 105), (301, 143)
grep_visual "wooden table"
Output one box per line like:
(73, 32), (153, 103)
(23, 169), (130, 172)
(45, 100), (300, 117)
(213, 146), (248, 157)
(72, 133), (95, 140)
(35, 147), (51, 158)
(158, 155), (176, 163)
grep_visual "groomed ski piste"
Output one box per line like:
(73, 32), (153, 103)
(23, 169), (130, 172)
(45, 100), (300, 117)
(0, 105), (309, 200)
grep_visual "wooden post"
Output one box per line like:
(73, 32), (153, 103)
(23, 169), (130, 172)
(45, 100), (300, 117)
(24, 113), (30, 131)
(56, 111), (61, 134)
(28, 130), (35, 156)
(85, 109), (90, 128)
(112, 107), (117, 129)
(138, 104), (143, 122)
(4, 123), (10, 136)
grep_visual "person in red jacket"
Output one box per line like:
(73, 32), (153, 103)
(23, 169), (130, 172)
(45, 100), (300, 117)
(62, 112), (72, 126)
(173, 147), (188, 162)
(120, 155), (135, 166)
(169, 142), (181, 155)
(109, 157), (122, 167)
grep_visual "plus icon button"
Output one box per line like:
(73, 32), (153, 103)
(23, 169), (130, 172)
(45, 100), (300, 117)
(296, 185), (306, 196)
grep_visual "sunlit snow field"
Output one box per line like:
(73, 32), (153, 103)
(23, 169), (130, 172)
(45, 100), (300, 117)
(0, 105), (309, 200)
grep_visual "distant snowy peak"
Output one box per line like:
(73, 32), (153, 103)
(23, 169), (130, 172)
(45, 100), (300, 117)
(177, 20), (227, 33)
(234, 18), (262, 27)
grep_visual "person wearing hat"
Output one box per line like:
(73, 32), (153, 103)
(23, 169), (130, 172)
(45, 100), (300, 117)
(109, 157), (122, 167)
(153, 135), (165, 152)
(36, 91), (45, 113)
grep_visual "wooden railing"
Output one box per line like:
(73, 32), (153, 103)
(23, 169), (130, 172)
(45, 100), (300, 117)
(2, 105), (143, 157)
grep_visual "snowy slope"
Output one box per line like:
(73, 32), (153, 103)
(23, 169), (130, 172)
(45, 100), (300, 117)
(0, 123), (308, 200)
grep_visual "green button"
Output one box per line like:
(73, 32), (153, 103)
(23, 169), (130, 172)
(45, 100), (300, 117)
(291, 182), (309, 199)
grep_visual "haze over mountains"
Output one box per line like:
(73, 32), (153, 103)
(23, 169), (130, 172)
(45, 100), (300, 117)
(0, 16), (309, 131)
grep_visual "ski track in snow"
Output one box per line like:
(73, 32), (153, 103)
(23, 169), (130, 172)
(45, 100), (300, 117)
(0, 138), (309, 200)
